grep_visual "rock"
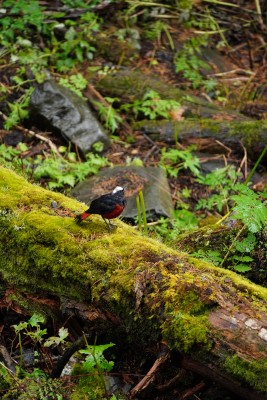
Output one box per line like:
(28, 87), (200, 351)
(30, 79), (110, 155)
(71, 165), (174, 220)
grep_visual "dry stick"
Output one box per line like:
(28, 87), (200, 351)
(179, 381), (206, 400)
(85, 83), (133, 136)
(156, 369), (187, 393)
(0, 111), (61, 157)
(129, 344), (170, 398)
(254, 0), (263, 26)
(238, 142), (248, 179)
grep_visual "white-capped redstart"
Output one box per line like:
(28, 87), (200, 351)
(75, 186), (126, 230)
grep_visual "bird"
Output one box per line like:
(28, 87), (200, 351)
(75, 186), (126, 230)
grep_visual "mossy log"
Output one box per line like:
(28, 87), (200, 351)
(94, 70), (246, 120)
(135, 119), (267, 160)
(95, 70), (267, 160)
(1, 166), (267, 399)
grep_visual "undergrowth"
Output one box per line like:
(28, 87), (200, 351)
(0, 313), (120, 400)
(0, 143), (109, 190)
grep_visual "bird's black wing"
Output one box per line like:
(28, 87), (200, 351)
(88, 194), (117, 214)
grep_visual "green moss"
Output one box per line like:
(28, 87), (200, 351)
(224, 355), (267, 392)
(158, 269), (211, 352)
(71, 364), (106, 400)
(228, 120), (265, 146)
(162, 312), (209, 352)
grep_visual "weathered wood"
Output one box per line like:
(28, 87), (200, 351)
(0, 166), (267, 398)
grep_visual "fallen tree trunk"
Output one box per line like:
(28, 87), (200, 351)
(135, 119), (267, 161)
(0, 166), (267, 399)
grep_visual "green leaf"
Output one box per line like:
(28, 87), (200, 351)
(233, 264), (252, 272)
(28, 313), (45, 327)
(79, 342), (115, 356)
(12, 321), (28, 333)
(44, 327), (69, 347)
(232, 255), (253, 262)
(231, 189), (267, 233)
(234, 233), (256, 252)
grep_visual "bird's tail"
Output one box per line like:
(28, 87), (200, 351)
(75, 212), (91, 223)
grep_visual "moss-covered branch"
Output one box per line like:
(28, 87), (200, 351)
(1, 166), (267, 397)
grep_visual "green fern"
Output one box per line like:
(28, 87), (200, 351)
(231, 184), (267, 233)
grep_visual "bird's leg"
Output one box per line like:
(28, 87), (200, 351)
(102, 217), (116, 231)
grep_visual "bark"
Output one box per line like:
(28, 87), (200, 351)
(0, 166), (267, 398)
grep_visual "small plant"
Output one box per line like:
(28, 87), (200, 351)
(97, 97), (123, 133)
(59, 73), (88, 98)
(121, 89), (181, 120)
(54, 12), (100, 71)
(174, 35), (217, 90)
(0, 313), (69, 399)
(231, 183), (267, 233)
(160, 145), (200, 178)
(0, 0), (45, 44)
(4, 87), (34, 129)
(0, 143), (109, 190)
(4, 313), (119, 399)
(191, 249), (223, 266)
(33, 150), (109, 189)
(143, 20), (174, 49)
(72, 341), (116, 400)
(196, 165), (241, 213)
(218, 184), (267, 272)
(153, 209), (198, 242)
(0, 142), (32, 174)
(0, 2), (102, 72)
(0, 363), (65, 400)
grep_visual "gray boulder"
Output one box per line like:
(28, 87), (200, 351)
(30, 79), (110, 155)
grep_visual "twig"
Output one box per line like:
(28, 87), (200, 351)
(237, 142), (248, 179)
(156, 369), (187, 392)
(208, 69), (255, 77)
(85, 83), (133, 136)
(179, 381), (205, 400)
(254, 0), (263, 26)
(129, 342), (170, 398)
(0, 111), (61, 157)
(214, 140), (232, 158)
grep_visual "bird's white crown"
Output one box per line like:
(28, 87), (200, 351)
(112, 186), (124, 194)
